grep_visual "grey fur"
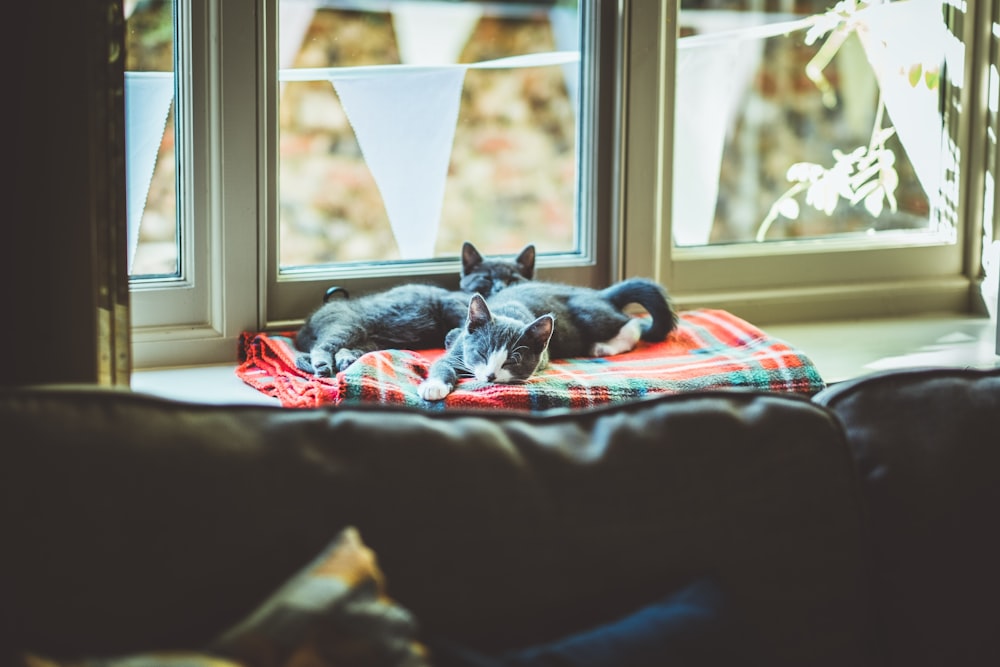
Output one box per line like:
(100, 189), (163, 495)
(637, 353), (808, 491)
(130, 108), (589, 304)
(459, 242), (535, 297)
(487, 278), (678, 358)
(295, 284), (471, 377)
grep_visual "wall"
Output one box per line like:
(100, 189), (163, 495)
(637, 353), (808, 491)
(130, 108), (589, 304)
(4, 1), (130, 387)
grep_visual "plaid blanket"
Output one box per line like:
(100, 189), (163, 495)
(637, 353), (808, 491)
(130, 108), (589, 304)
(236, 309), (825, 411)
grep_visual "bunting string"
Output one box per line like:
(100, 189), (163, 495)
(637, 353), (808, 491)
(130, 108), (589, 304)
(125, 1), (947, 263)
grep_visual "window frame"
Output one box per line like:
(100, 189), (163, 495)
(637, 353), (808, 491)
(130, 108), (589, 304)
(130, 0), (996, 370)
(131, 0), (260, 367)
(132, 0), (620, 367)
(620, 0), (991, 324)
(262, 0), (621, 326)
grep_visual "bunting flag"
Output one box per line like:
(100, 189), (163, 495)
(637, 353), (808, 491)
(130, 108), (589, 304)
(279, 1), (318, 70)
(124, 71), (174, 274)
(854, 0), (948, 203)
(280, 52), (579, 260)
(329, 67), (467, 259)
(391, 0), (483, 65)
(673, 39), (745, 247)
(672, 13), (793, 246)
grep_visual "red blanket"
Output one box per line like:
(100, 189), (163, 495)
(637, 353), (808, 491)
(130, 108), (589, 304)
(236, 309), (825, 411)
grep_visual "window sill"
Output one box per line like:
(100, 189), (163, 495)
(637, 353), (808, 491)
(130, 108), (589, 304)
(764, 313), (998, 384)
(130, 314), (999, 404)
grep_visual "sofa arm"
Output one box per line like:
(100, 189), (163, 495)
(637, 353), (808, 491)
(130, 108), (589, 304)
(814, 367), (1000, 667)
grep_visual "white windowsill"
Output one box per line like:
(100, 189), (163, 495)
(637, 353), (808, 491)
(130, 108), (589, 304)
(130, 313), (1000, 405)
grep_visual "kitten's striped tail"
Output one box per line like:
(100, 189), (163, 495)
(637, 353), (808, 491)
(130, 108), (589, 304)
(600, 278), (678, 342)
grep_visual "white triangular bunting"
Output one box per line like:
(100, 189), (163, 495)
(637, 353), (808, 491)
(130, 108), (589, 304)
(673, 43), (738, 246)
(391, 1), (482, 65)
(855, 0), (947, 202)
(279, 1), (318, 69)
(330, 67), (467, 259)
(124, 72), (174, 274)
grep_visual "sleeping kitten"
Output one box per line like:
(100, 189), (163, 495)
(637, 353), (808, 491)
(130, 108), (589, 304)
(295, 244), (536, 377)
(418, 278), (677, 401)
(418, 293), (554, 401)
(459, 242), (535, 297)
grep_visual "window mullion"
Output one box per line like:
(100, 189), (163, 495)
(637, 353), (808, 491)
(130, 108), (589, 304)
(620, 0), (674, 283)
(131, 0), (261, 368)
(213, 0), (263, 336)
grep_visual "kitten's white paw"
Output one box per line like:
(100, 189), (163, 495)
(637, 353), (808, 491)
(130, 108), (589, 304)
(418, 378), (452, 401)
(590, 319), (643, 357)
(590, 342), (615, 357)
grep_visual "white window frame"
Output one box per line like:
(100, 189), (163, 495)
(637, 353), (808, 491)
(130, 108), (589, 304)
(132, 0), (619, 367)
(620, 0), (993, 323)
(262, 0), (620, 326)
(131, 0), (996, 370)
(131, 0), (260, 367)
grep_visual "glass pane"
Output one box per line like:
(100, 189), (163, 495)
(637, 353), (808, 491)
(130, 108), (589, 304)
(674, 0), (953, 247)
(277, 0), (580, 271)
(125, 0), (178, 277)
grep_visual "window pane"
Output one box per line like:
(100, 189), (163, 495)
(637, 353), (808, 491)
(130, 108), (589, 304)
(125, 0), (178, 278)
(675, 0), (953, 247)
(277, 0), (580, 271)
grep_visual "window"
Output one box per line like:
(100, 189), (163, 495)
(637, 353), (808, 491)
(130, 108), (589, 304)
(125, 0), (177, 278)
(128, 0), (996, 369)
(129, 0), (615, 366)
(266, 0), (616, 324)
(622, 0), (994, 323)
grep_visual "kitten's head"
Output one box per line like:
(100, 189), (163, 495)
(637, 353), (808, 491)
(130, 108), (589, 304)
(460, 242), (536, 297)
(456, 294), (553, 384)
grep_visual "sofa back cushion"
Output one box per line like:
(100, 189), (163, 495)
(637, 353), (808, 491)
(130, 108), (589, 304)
(815, 367), (1000, 667)
(1, 387), (870, 666)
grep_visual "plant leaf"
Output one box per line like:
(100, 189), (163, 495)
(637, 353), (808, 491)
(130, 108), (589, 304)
(851, 179), (881, 205)
(850, 163), (881, 189)
(777, 197), (801, 220)
(864, 189), (886, 217)
(924, 67), (940, 90)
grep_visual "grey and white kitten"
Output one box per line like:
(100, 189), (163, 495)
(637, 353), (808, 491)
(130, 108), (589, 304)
(419, 278), (677, 401)
(418, 293), (554, 401)
(294, 243), (537, 377)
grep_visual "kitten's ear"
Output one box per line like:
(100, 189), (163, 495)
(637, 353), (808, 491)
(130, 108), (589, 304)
(466, 294), (492, 332)
(461, 242), (483, 276)
(523, 313), (554, 351)
(516, 244), (536, 278)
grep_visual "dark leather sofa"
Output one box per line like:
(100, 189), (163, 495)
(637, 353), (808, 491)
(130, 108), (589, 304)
(1, 366), (997, 667)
